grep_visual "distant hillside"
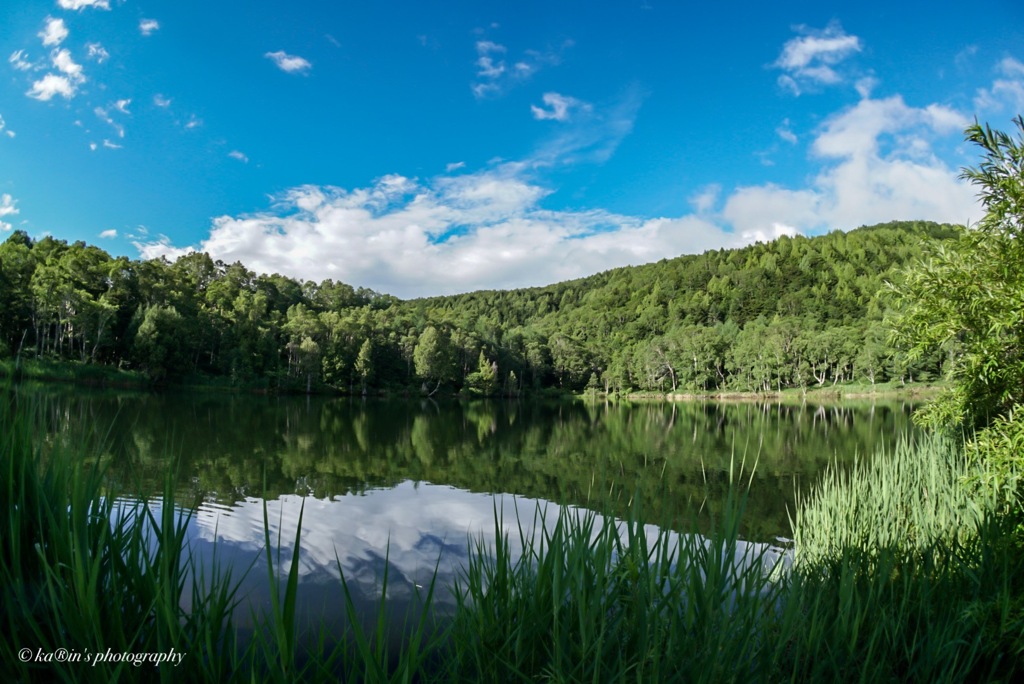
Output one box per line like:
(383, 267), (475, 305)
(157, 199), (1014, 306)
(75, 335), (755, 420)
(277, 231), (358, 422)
(0, 220), (960, 394)
(404, 220), (960, 392)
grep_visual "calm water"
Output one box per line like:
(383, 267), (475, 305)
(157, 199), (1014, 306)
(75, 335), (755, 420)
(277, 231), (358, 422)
(22, 385), (918, 641)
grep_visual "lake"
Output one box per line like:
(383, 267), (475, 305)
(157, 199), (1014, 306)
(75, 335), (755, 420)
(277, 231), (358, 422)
(20, 385), (919, 645)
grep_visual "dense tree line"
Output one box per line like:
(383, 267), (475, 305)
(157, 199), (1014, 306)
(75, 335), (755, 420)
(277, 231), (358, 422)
(0, 220), (959, 394)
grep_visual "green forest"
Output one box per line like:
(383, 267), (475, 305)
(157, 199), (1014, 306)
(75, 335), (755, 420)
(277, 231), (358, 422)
(0, 219), (960, 395)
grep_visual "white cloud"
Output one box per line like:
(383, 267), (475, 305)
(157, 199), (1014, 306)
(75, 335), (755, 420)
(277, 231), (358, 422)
(59, 0), (110, 9)
(185, 115), (202, 129)
(114, 99), (131, 114)
(89, 142), (97, 151)
(0, 114), (13, 139)
(26, 73), (77, 100)
(528, 87), (642, 167)
(855, 76), (879, 98)
(86, 43), (109, 63)
(476, 40), (505, 54)
(774, 23), (861, 95)
(52, 49), (83, 80)
(99, 229), (117, 239)
(94, 106), (124, 137)
(475, 41), (507, 79)
(153, 93), (172, 108)
(39, 17), (69, 47)
(811, 96), (966, 159)
(102, 139), (121, 149)
(228, 150), (249, 163)
(134, 234), (194, 261)
(974, 57), (1024, 113)
(531, 92), (591, 122)
(471, 39), (568, 99)
(9, 50), (34, 71)
(136, 91), (980, 299)
(446, 161), (466, 173)
(689, 184), (721, 214)
(139, 19), (160, 37)
(137, 172), (748, 298)
(265, 50), (312, 74)
(724, 96), (977, 239)
(1, 193), (19, 232)
(776, 119), (798, 144)
(25, 46), (87, 101)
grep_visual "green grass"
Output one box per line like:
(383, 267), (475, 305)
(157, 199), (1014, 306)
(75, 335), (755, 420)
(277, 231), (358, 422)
(2, 388), (1021, 682)
(0, 357), (150, 389)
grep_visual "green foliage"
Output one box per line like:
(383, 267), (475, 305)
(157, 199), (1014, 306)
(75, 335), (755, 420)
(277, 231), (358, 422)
(889, 117), (1024, 431)
(792, 433), (996, 566)
(1, 220), (959, 394)
(413, 325), (454, 393)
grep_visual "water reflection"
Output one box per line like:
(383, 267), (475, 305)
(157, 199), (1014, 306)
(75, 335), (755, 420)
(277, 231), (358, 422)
(173, 481), (790, 648)
(22, 385), (919, 542)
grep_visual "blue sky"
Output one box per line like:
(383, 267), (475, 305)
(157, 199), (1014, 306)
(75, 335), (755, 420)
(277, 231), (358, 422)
(1, 0), (1022, 298)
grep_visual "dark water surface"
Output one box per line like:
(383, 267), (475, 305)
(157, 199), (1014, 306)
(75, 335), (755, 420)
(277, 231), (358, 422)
(22, 385), (919, 642)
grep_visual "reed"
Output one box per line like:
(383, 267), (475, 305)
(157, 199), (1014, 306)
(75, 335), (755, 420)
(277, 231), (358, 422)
(791, 432), (997, 566)
(0, 391), (243, 683)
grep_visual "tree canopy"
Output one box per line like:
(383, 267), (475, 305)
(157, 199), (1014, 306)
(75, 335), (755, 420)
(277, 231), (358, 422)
(890, 116), (1024, 431)
(1, 220), (961, 395)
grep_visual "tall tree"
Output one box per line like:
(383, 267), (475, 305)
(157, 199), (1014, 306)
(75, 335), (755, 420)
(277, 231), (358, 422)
(890, 116), (1024, 430)
(414, 325), (454, 395)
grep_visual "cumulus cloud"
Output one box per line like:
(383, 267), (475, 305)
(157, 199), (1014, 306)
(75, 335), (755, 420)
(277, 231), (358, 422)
(153, 93), (172, 108)
(724, 96), (977, 239)
(1, 194), (19, 232)
(139, 19), (160, 37)
(39, 17), (69, 47)
(59, 0), (110, 9)
(974, 57), (1024, 113)
(27, 73), (78, 100)
(135, 86), (979, 300)
(265, 50), (312, 74)
(99, 229), (117, 239)
(775, 23), (862, 95)
(134, 234), (194, 261)
(0, 114), (14, 139)
(25, 44), (87, 101)
(52, 49), (83, 79)
(531, 92), (591, 122)
(137, 172), (745, 298)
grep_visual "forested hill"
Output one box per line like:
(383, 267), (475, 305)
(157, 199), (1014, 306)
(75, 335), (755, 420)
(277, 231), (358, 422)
(0, 220), (960, 394)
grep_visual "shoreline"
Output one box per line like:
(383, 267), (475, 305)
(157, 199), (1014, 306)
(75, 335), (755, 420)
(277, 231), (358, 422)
(616, 384), (943, 404)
